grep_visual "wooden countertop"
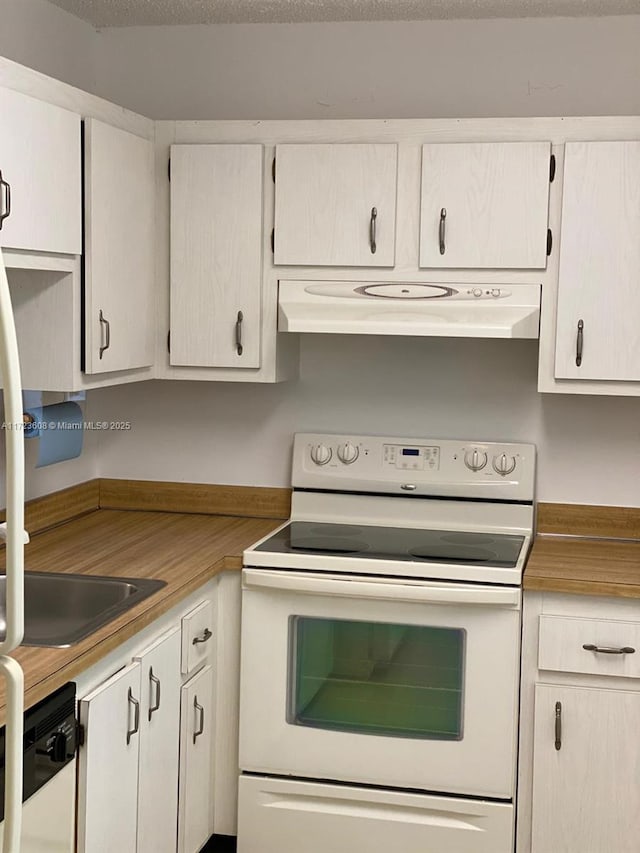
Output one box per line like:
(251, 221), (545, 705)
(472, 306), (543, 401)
(525, 502), (640, 599)
(525, 535), (640, 599)
(0, 508), (281, 723)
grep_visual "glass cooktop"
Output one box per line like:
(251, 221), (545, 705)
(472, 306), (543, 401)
(255, 522), (525, 568)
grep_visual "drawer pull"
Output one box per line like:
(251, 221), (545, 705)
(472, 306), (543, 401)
(235, 310), (244, 356)
(148, 667), (161, 720)
(439, 207), (447, 255)
(582, 643), (635, 655)
(99, 309), (111, 359)
(0, 170), (11, 229)
(127, 687), (140, 745)
(193, 696), (205, 744)
(369, 207), (377, 254)
(554, 701), (562, 750)
(192, 627), (212, 646)
(575, 319), (584, 367)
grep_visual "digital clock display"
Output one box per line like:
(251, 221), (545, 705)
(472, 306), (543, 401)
(402, 448), (420, 456)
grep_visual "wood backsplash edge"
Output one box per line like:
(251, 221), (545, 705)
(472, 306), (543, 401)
(98, 478), (292, 520)
(0, 479), (101, 536)
(537, 502), (640, 540)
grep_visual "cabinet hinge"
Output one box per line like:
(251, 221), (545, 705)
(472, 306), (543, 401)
(272, 157), (276, 183)
(76, 722), (85, 748)
(546, 228), (553, 256)
(270, 228), (275, 254)
(549, 154), (556, 183)
(168, 158), (171, 181)
(167, 330), (171, 353)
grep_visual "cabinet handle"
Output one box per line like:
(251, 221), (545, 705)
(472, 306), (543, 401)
(127, 687), (140, 745)
(235, 310), (243, 356)
(193, 696), (205, 744)
(369, 207), (377, 254)
(0, 171), (11, 230)
(148, 667), (161, 721)
(192, 627), (212, 646)
(582, 643), (635, 655)
(554, 701), (562, 751)
(99, 309), (111, 359)
(439, 207), (447, 255)
(575, 319), (584, 367)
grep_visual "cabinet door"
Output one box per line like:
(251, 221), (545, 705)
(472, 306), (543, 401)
(420, 142), (550, 269)
(84, 118), (155, 374)
(77, 663), (142, 853)
(170, 144), (263, 368)
(531, 683), (640, 853)
(274, 143), (397, 267)
(555, 141), (640, 381)
(178, 665), (215, 853)
(135, 628), (182, 853)
(0, 87), (81, 254)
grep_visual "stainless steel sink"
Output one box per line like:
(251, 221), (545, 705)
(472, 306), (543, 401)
(0, 572), (166, 648)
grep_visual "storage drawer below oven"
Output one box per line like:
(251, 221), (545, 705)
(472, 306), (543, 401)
(238, 775), (514, 853)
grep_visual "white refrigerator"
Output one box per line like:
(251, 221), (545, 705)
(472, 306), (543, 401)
(0, 247), (25, 853)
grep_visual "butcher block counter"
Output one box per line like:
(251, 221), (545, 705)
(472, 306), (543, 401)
(525, 502), (640, 599)
(0, 479), (288, 724)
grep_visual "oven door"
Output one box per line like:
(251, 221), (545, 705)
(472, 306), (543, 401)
(240, 569), (521, 799)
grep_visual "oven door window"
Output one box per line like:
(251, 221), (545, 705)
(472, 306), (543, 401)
(288, 617), (465, 740)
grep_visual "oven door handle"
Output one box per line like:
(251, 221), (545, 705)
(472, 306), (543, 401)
(242, 569), (521, 607)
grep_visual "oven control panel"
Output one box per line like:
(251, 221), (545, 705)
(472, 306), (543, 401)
(383, 444), (440, 471)
(294, 433), (536, 502)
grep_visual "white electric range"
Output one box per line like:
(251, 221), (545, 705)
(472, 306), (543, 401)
(238, 432), (536, 853)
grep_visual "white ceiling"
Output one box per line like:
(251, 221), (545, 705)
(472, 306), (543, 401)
(46, 0), (640, 28)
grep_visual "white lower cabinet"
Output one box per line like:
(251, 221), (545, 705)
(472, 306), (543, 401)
(178, 664), (215, 853)
(238, 775), (513, 853)
(77, 592), (217, 853)
(77, 662), (142, 852)
(519, 593), (640, 853)
(531, 683), (640, 853)
(135, 628), (182, 853)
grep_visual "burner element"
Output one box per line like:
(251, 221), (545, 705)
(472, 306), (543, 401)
(291, 537), (370, 554)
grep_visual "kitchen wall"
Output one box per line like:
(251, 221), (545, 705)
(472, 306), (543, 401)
(2, 10), (639, 507)
(0, 0), (97, 92)
(91, 16), (640, 119)
(87, 14), (640, 507)
(91, 339), (640, 506)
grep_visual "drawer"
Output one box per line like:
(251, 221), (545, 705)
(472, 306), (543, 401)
(181, 599), (214, 675)
(538, 614), (640, 679)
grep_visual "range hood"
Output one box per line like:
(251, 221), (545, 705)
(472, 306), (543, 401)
(278, 281), (541, 339)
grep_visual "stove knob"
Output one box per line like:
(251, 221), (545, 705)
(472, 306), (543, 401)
(310, 444), (332, 466)
(464, 448), (487, 471)
(337, 442), (359, 465)
(493, 453), (517, 476)
(472, 288), (483, 298)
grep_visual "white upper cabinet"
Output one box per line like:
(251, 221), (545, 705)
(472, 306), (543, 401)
(84, 118), (155, 374)
(419, 142), (551, 269)
(170, 144), (263, 368)
(274, 143), (398, 267)
(0, 86), (81, 254)
(555, 141), (640, 382)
